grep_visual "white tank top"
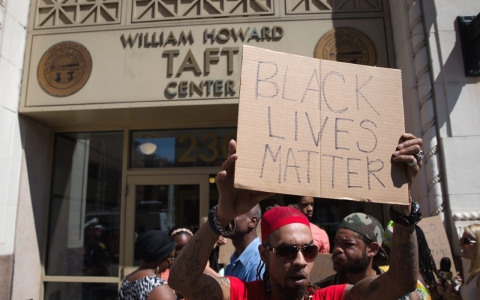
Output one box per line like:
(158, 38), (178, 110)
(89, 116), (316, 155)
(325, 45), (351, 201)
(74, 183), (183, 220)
(461, 272), (480, 300)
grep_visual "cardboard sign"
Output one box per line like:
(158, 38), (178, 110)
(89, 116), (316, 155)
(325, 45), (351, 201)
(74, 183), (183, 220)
(218, 238), (235, 265)
(235, 45), (408, 204)
(309, 254), (336, 283)
(417, 216), (457, 275)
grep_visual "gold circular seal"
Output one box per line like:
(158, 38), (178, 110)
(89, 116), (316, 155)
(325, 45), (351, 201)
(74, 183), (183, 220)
(314, 28), (377, 66)
(37, 41), (92, 97)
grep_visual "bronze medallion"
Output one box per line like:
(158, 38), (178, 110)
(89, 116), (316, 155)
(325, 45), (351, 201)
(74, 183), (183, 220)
(37, 41), (92, 97)
(314, 28), (377, 66)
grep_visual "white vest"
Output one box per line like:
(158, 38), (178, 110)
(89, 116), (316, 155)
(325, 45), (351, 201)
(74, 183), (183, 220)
(461, 272), (480, 300)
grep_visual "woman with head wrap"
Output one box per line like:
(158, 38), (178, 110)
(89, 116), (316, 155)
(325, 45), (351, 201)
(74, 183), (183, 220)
(118, 230), (176, 300)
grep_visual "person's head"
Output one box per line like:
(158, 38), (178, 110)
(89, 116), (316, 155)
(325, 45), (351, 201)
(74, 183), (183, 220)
(85, 224), (104, 239)
(461, 224), (480, 274)
(259, 206), (318, 297)
(136, 230), (176, 273)
(169, 228), (193, 257)
(284, 195), (315, 220)
(223, 204), (261, 240)
(332, 213), (385, 274)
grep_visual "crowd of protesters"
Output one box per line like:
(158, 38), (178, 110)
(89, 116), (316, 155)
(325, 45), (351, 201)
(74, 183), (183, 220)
(118, 134), (479, 300)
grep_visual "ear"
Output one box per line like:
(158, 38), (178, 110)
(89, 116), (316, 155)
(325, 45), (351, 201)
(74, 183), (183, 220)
(157, 259), (169, 273)
(367, 242), (380, 258)
(249, 216), (258, 228)
(259, 244), (269, 265)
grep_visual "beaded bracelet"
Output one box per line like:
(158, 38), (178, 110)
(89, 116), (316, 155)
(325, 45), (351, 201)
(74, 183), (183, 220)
(208, 205), (235, 235)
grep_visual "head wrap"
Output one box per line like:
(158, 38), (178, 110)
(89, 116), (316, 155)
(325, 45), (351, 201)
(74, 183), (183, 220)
(338, 212), (388, 260)
(136, 230), (176, 262)
(261, 206), (310, 243)
(170, 228), (193, 237)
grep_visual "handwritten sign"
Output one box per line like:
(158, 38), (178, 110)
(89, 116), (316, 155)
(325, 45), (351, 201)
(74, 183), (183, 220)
(309, 254), (336, 283)
(417, 216), (456, 275)
(218, 238), (235, 265)
(235, 45), (408, 204)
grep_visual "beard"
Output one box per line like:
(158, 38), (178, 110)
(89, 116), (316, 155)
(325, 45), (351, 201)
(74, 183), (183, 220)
(277, 286), (308, 300)
(285, 287), (308, 300)
(268, 273), (309, 300)
(333, 251), (370, 274)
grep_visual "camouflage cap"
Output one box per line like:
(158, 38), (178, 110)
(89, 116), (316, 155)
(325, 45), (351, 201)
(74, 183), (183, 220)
(338, 213), (389, 263)
(338, 212), (384, 245)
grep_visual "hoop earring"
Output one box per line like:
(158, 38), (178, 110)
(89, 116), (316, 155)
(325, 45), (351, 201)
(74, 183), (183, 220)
(155, 264), (160, 275)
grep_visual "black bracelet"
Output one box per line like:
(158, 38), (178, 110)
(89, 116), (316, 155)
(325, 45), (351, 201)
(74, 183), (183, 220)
(389, 201), (422, 226)
(207, 205), (235, 235)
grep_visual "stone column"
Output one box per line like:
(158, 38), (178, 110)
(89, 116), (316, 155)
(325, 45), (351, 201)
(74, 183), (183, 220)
(0, 0), (31, 298)
(389, 0), (445, 218)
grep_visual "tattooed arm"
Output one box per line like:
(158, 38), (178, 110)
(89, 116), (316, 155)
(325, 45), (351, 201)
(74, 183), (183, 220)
(168, 221), (230, 300)
(344, 218), (418, 300)
(344, 134), (422, 300)
(168, 140), (272, 300)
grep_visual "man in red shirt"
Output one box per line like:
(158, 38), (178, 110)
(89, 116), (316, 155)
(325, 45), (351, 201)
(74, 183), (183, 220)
(169, 134), (423, 300)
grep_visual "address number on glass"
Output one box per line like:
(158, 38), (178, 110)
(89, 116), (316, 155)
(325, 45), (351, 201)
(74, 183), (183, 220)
(178, 132), (236, 163)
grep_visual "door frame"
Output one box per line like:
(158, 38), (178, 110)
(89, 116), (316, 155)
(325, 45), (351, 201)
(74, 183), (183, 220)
(122, 174), (209, 272)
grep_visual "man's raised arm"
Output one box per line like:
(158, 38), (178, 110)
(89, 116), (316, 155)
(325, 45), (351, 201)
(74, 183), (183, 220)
(345, 133), (423, 300)
(168, 220), (230, 300)
(168, 140), (272, 300)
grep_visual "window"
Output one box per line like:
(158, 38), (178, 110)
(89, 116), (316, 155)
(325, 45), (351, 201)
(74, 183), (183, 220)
(46, 132), (123, 277)
(130, 128), (236, 168)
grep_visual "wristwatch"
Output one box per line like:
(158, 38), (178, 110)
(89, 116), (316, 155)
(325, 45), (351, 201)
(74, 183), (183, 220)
(389, 201), (422, 226)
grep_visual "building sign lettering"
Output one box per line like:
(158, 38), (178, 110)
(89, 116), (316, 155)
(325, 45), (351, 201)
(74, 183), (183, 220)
(120, 26), (284, 100)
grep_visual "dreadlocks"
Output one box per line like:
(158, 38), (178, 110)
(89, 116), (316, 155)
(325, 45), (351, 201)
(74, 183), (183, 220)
(416, 225), (439, 288)
(256, 260), (265, 282)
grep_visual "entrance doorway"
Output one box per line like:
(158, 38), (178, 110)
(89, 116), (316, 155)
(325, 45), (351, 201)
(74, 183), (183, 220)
(122, 174), (210, 274)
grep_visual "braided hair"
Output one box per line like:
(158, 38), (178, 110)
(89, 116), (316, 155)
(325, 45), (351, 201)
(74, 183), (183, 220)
(256, 260), (265, 281)
(415, 225), (439, 288)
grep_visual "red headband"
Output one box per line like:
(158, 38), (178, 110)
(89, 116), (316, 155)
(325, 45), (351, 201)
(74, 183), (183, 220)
(261, 206), (310, 243)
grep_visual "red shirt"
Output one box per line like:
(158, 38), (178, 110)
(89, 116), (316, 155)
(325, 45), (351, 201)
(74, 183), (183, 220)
(160, 269), (169, 281)
(310, 223), (330, 253)
(228, 277), (346, 300)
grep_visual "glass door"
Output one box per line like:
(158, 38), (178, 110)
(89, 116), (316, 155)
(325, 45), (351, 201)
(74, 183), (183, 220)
(122, 175), (209, 274)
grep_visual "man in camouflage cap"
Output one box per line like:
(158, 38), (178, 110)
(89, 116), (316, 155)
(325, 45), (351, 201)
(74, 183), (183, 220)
(315, 212), (388, 288)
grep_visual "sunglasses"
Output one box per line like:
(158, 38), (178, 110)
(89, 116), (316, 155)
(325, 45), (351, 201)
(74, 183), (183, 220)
(265, 244), (318, 262)
(460, 237), (477, 245)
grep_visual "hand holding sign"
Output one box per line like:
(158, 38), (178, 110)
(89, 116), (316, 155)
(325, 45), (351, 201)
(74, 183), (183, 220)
(215, 139), (274, 226)
(392, 133), (424, 188)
